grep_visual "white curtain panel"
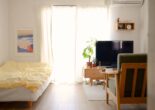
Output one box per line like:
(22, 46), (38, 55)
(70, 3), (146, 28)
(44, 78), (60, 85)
(41, 6), (108, 83)
(41, 8), (53, 68)
(51, 6), (76, 83)
(76, 7), (108, 82)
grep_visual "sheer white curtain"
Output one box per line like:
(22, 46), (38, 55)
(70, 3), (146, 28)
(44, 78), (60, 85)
(75, 7), (108, 82)
(41, 6), (108, 83)
(51, 6), (76, 83)
(41, 7), (53, 67)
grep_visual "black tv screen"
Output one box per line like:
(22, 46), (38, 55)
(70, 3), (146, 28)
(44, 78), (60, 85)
(96, 40), (133, 68)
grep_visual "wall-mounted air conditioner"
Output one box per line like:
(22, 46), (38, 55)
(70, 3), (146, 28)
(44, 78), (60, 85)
(111, 0), (144, 5)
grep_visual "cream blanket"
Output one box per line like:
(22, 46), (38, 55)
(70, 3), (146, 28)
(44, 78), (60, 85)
(0, 61), (52, 92)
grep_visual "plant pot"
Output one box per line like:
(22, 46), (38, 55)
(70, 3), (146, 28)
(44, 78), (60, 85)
(87, 62), (92, 68)
(92, 63), (96, 67)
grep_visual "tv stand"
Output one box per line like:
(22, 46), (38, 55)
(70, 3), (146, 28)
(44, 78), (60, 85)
(84, 67), (106, 86)
(105, 65), (117, 69)
(105, 66), (113, 68)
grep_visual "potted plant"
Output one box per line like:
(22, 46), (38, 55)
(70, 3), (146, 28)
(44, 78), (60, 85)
(82, 39), (95, 68)
(92, 57), (97, 67)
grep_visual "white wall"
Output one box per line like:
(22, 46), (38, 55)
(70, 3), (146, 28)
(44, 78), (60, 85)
(0, 0), (9, 64)
(140, 1), (148, 53)
(148, 0), (155, 109)
(9, 0), (40, 62)
(8, 0), (106, 62)
(108, 5), (141, 53)
(8, 0), (146, 61)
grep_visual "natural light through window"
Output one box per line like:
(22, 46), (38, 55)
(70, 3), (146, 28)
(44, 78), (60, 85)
(42, 6), (108, 83)
(52, 6), (76, 83)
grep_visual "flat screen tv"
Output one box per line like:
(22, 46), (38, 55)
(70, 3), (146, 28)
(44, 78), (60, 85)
(96, 40), (133, 68)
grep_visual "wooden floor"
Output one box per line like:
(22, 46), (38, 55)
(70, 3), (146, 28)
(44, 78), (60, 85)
(0, 83), (146, 110)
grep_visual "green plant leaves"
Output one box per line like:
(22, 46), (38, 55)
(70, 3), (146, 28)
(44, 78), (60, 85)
(82, 39), (96, 62)
(82, 46), (94, 59)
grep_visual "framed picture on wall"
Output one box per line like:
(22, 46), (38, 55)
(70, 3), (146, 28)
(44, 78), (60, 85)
(16, 29), (33, 54)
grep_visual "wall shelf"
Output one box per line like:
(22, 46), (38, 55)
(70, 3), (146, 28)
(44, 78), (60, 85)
(116, 18), (135, 31)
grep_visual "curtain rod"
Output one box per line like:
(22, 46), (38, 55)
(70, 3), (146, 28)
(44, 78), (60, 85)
(52, 5), (76, 6)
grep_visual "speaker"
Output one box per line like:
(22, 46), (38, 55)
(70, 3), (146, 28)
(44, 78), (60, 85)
(121, 41), (133, 53)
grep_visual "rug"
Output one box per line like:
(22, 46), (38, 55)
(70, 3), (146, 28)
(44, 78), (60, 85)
(83, 84), (107, 101)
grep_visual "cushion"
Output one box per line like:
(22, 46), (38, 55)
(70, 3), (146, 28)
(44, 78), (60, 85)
(117, 53), (147, 70)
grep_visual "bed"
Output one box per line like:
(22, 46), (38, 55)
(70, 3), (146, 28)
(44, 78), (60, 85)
(0, 61), (52, 107)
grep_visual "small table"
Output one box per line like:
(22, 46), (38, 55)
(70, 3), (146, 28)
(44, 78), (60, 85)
(84, 67), (106, 86)
(103, 68), (119, 104)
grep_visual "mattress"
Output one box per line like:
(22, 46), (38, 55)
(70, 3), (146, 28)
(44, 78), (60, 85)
(0, 74), (52, 102)
(0, 61), (52, 92)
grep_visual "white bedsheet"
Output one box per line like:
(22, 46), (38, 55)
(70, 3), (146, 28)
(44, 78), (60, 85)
(0, 74), (52, 102)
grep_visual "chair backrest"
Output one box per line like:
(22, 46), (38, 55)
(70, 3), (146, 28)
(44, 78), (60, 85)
(117, 53), (147, 70)
(117, 54), (147, 103)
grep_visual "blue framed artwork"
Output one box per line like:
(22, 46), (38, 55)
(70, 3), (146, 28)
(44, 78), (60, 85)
(17, 29), (33, 53)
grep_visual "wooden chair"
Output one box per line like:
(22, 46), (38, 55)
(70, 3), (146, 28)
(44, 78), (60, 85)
(105, 53), (147, 110)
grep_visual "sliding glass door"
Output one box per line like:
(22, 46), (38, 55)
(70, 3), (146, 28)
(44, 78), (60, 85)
(51, 6), (108, 83)
(52, 6), (76, 83)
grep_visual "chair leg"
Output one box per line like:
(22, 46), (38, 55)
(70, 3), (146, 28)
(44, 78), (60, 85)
(115, 74), (120, 110)
(105, 75), (109, 104)
(90, 78), (93, 86)
(116, 98), (120, 110)
(102, 81), (106, 89)
(105, 83), (109, 104)
(106, 91), (109, 104)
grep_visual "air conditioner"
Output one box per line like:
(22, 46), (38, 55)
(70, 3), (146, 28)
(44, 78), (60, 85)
(111, 0), (144, 5)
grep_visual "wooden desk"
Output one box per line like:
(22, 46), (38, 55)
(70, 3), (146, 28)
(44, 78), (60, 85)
(104, 68), (118, 74)
(84, 67), (106, 85)
(84, 67), (118, 86)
